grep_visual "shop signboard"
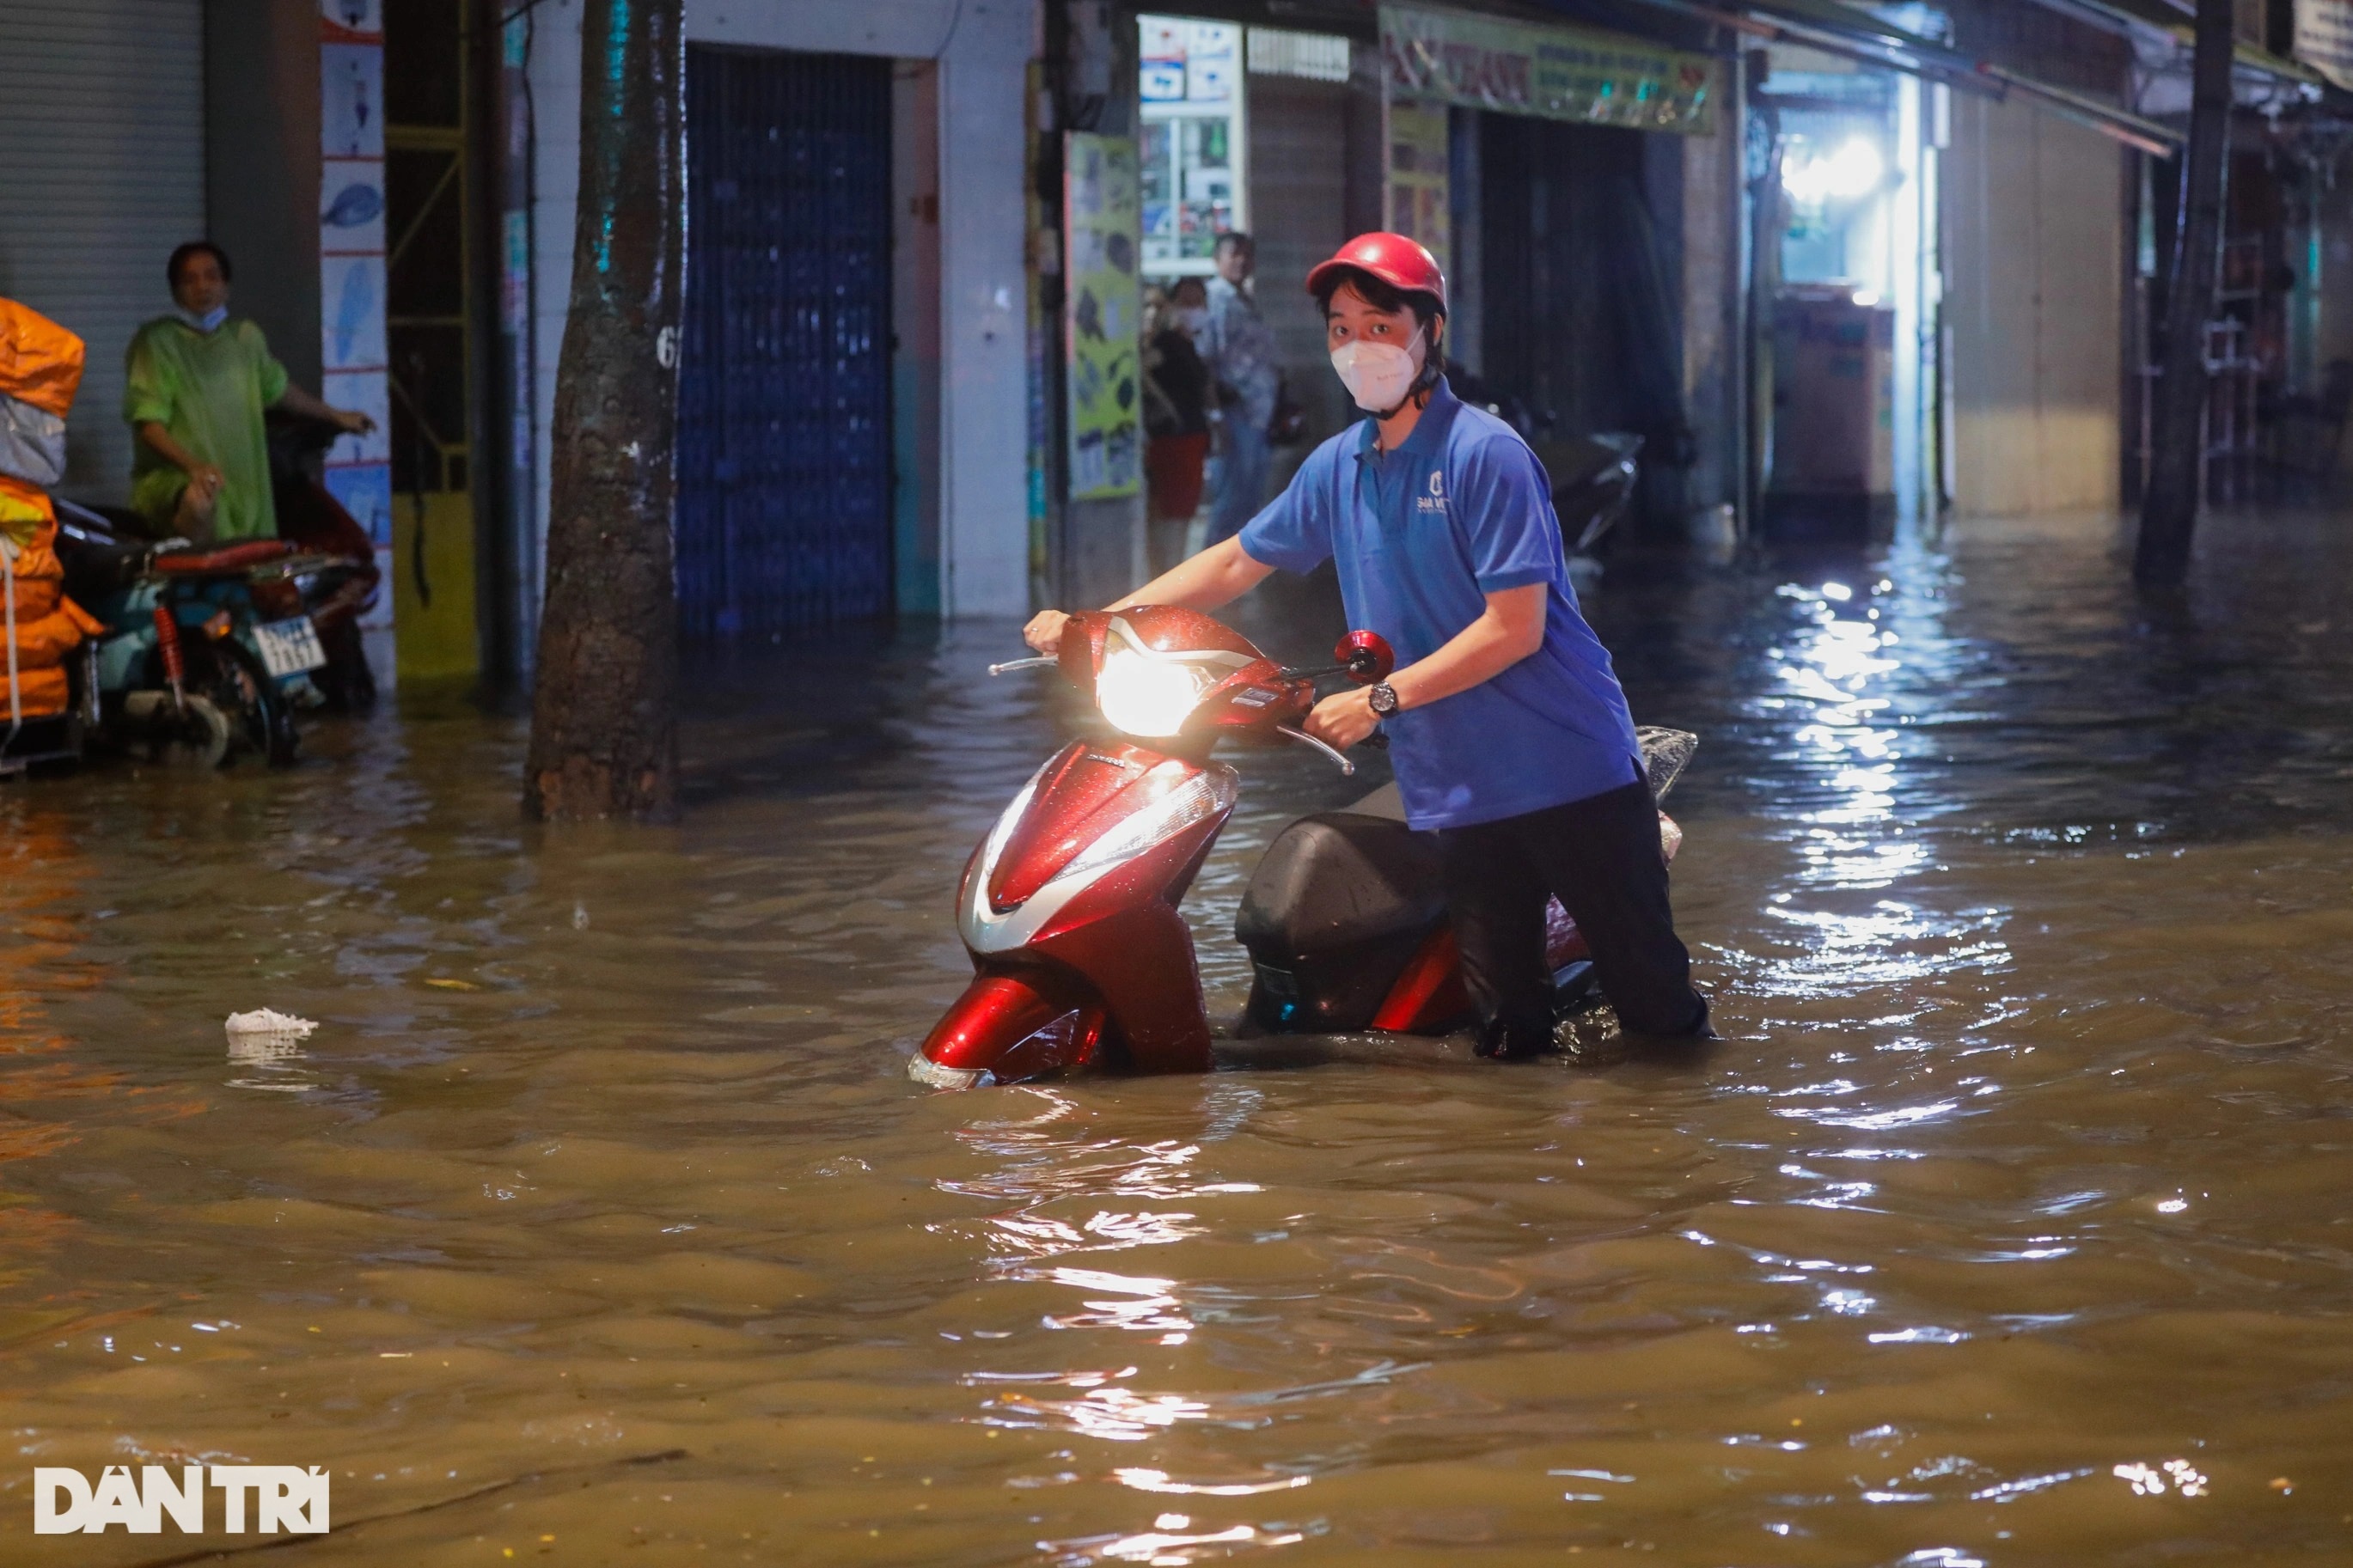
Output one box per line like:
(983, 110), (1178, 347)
(1380, 3), (1717, 136)
(2295, 0), (2353, 91)
(1063, 133), (1144, 501)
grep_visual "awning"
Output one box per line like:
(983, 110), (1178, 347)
(1743, 0), (1983, 77)
(1600, 0), (2186, 153)
(1977, 62), (2185, 153)
(2011, 0), (2329, 113)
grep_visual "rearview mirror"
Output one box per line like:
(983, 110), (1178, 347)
(1335, 630), (1394, 684)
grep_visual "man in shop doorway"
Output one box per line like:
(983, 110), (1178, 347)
(125, 241), (375, 543)
(1200, 232), (1280, 546)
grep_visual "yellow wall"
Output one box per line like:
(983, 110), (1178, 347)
(1943, 95), (2124, 516)
(391, 492), (479, 681)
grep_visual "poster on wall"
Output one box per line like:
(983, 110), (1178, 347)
(321, 44), (384, 158)
(323, 465), (394, 549)
(319, 256), (388, 372)
(1380, 3), (1716, 136)
(1063, 132), (1143, 501)
(321, 163), (387, 253)
(1384, 100), (1452, 279)
(320, 0), (393, 630)
(320, 0), (382, 41)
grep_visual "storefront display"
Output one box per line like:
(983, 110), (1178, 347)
(1139, 15), (1248, 275)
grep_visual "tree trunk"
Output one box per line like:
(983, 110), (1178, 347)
(523, 0), (685, 821)
(2135, 0), (2234, 586)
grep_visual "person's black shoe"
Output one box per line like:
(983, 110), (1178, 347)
(1473, 1017), (1555, 1061)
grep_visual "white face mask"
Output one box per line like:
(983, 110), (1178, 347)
(175, 304), (228, 333)
(1329, 326), (1425, 412)
(1171, 306), (1208, 335)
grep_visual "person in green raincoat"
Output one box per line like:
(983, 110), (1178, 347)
(124, 241), (376, 542)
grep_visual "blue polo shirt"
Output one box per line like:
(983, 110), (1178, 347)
(1238, 377), (1643, 831)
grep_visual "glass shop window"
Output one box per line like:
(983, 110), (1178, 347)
(1138, 15), (1248, 277)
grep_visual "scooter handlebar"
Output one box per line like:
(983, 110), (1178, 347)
(1278, 631), (1397, 687)
(1276, 724), (1355, 776)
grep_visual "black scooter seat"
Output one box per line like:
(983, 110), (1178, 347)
(1233, 729), (1696, 1036)
(1236, 796), (1443, 1033)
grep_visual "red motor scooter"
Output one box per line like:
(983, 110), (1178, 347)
(908, 606), (1694, 1089)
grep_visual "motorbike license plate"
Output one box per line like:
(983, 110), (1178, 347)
(254, 616), (327, 678)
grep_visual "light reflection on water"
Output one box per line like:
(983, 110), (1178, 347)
(3, 514), (2353, 1561)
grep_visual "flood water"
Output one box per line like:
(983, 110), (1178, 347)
(5, 510), (2353, 1565)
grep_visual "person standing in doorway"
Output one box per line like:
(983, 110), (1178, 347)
(1143, 277), (1213, 573)
(125, 241), (375, 542)
(1199, 232), (1280, 544)
(1021, 233), (1709, 1060)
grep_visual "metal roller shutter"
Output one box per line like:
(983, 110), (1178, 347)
(676, 46), (895, 642)
(0, 0), (205, 503)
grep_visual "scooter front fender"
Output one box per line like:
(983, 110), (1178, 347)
(910, 967), (1108, 1089)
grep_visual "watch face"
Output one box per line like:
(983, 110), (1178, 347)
(1370, 682), (1397, 715)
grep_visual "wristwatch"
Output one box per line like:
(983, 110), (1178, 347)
(1367, 682), (1400, 717)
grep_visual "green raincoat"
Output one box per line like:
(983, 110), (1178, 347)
(123, 317), (289, 541)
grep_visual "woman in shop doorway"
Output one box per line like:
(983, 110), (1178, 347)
(1143, 276), (1213, 574)
(125, 241), (374, 543)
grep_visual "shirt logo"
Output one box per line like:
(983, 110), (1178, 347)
(1417, 467), (1446, 515)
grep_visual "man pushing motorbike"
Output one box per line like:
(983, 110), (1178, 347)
(1024, 233), (1708, 1059)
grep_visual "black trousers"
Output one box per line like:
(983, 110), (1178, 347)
(1435, 780), (1708, 1040)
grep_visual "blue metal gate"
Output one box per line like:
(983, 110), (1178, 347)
(677, 46), (892, 641)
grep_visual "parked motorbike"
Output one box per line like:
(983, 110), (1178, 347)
(52, 497), (376, 768)
(266, 408), (382, 713)
(1546, 431), (1643, 561)
(1447, 370), (1643, 570)
(908, 606), (1695, 1089)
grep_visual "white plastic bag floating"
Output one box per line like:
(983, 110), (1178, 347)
(224, 1008), (317, 1040)
(224, 1009), (318, 1065)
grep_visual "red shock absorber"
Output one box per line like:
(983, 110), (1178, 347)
(152, 603), (186, 713)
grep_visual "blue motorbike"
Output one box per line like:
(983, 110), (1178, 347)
(53, 498), (375, 768)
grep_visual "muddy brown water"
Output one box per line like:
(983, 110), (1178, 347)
(4, 512), (2353, 1566)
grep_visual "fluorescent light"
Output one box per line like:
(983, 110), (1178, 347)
(1782, 136), (1885, 204)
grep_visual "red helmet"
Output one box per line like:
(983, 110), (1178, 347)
(1305, 232), (1447, 314)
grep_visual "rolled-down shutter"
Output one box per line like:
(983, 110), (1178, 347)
(0, 0), (205, 502)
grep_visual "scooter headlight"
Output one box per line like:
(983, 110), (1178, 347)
(1097, 649), (1220, 737)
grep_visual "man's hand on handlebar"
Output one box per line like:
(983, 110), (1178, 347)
(1305, 688), (1380, 752)
(1023, 610), (1072, 656)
